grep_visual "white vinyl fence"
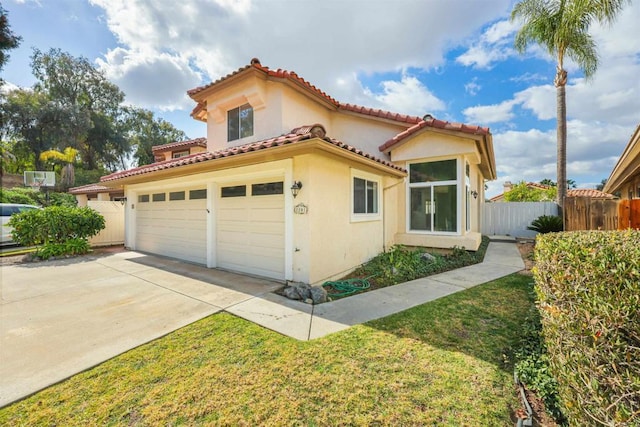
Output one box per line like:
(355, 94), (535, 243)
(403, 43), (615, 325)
(482, 202), (558, 238)
(87, 201), (125, 246)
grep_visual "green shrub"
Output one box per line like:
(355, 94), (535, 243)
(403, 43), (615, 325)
(8, 206), (105, 255)
(527, 215), (563, 234)
(533, 230), (640, 426)
(0, 187), (77, 207)
(35, 238), (91, 260)
(353, 237), (489, 288)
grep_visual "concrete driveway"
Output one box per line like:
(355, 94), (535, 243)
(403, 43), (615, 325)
(0, 250), (281, 407)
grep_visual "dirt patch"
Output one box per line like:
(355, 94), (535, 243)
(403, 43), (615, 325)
(516, 239), (535, 275)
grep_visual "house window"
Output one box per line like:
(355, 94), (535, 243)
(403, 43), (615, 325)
(169, 191), (185, 201)
(252, 182), (283, 196)
(189, 189), (207, 200)
(351, 170), (381, 222)
(227, 103), (253, 141)
(409, 159), (458, 233)
(172, 150), (189, 159)
(138, 194), (150, 203)
(152, 193), (166, 202)
(221, 185), (246, 198)
(465, 163), (471, 232)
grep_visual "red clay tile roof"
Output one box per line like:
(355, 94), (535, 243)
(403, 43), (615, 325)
(379, 117), (491, 152)
(151, 138), (207, 153)
(188, 59), (426, 127)
(101, 125), (404, 182)
(490, 182), (615, 201)
(567, 188), (615, 199)
(68, 183), (123, 195)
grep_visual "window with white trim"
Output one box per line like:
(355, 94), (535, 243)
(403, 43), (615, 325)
(172, 150), (189, 159)
(351, 170), (381, 221)
(227, 103), (253, 141)
(408, 159), (458, 233)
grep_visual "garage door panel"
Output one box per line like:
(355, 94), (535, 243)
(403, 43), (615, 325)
(217, 184), (285, 280)
(136, 196), (207, 265)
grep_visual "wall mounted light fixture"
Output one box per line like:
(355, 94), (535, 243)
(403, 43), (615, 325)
(470, 190), (479, 199)
(291, 181), (303, 198)
(118, 197), (128, 205)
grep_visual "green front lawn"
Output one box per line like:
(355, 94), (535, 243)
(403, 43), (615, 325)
(0, 273), (534, 426)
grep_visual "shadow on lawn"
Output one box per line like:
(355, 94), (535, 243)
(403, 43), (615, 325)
(366, 274), (536, 371)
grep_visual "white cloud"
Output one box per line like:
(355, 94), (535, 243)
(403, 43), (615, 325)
(456, 19), (518, 69)
(88, 0), (512, 109)
(96, 49), (201, 110)
(464, 78), (481, 96)
(463, 100), (516, 124)
(365, 75), (446, 116)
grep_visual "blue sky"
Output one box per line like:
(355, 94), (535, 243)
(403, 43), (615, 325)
(3, 0), (639, 198)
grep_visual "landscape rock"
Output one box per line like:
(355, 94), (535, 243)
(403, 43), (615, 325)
(421, 252), (436, 262)
(309, 286), (327, 304)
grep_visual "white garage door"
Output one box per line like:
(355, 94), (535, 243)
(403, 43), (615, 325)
(217, 180), (285, 280)
(136, 188), (207, 265)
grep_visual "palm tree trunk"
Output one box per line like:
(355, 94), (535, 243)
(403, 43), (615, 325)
(555, 67), (568, 222)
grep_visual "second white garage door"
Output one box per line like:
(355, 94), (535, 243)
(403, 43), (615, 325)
(136, 188), (207, 265)
(217, 181), (285, 280)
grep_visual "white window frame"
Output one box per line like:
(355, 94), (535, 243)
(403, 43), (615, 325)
(227, 103), (254, 142)
(406, 158), (461, 235)
(350, 169), (382, 223)
(172, 150), (190, 159)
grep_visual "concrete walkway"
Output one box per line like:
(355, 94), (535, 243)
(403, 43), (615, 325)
(228, 239), (525, 340)
(0, 239), (524, 407)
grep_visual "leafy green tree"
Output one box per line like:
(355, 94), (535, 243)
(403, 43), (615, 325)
(1, 88), (75, 170)
(596, 178), (607, 191)
(40, 147), (78, 190)
(0, 5), (21, 81)
(512, 0), (630, 212)
(504, 181), (557, 202)
(30, 48), (129, 170)
(124, 108), (188, 166)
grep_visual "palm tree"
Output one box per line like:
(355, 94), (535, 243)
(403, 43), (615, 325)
(511, 0), (629, 213)
(40, 147), (78, 190)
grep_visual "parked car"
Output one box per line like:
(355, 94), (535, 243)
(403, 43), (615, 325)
(1, 203), (41, 245)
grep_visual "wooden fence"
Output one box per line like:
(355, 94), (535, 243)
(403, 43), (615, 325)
(564, 197), (640, 231)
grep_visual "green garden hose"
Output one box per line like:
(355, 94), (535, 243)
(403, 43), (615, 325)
(322, 275), (376, 297)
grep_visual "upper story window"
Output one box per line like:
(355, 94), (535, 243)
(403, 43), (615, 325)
(172, 150), (189, 159)
(228, 103), (254, 141)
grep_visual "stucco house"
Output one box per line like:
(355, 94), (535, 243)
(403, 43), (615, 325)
(100, 58), (496, 284)
(603, 124), (640, 199)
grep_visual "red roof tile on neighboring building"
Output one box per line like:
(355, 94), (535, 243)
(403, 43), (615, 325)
(100, 125), (404, 183)
(151, 138), (207, 153)
(567, 188), (615, 199)
(379, 117), (491, 152)
(68, 183), (120, 195)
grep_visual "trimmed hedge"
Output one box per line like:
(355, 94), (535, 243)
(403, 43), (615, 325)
(533, 230), (640, 426)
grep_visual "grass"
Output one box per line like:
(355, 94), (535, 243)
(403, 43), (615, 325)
(0, 273), (535, 426)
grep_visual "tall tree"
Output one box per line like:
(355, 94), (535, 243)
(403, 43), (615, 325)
(0, 5), (21, 80)
(124, 108), (188, 166)
(511, 0), (630, 213)
(30, 48), (129, 170)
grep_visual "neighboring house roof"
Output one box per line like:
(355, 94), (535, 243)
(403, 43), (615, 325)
(490, 182), (615, 201)
(151, 138), (207, 154)
(603, 123), (640, 194)
(68, 183), (124, 195)
(101, 124), (405, 183)
(188, 58), (423, 126)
